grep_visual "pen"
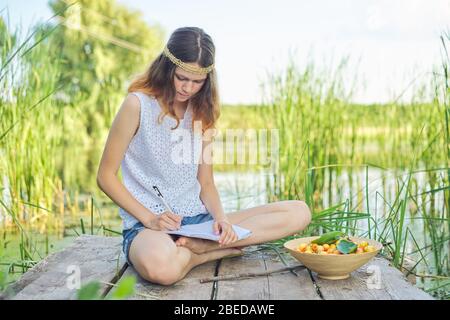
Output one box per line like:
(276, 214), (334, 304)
(152, 185), (174, 214)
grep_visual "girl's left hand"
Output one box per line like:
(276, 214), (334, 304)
(213, 219), (238, 246)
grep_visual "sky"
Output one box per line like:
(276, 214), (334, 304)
(1, 0), (449, 105)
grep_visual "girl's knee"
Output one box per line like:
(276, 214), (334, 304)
(140, 260), (181, 286)
(137, 252), (181, 285)
(287, 200), (312, 230)
(145, 269), (180, 286)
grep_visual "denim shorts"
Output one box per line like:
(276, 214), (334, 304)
(122, 212), (214, 267)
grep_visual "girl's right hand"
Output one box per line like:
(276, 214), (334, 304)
(146, 211), (182, 231)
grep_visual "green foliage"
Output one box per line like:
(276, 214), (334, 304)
(36, 0), (165, 192)
(1, 10), (65, 236)
(0, 1), (163, 285)
(45, 0), (164, 95)
(0, 16), (16, 54)
(311, 231), (345, 245)
(337, 239), (358, 254)
(108, 275), (136, 300)
(0, 0), (164, 236)
(76, 281), (102, 300)
(0, 271), (7, 292)
(260, 36), (449, 298)
(76, 275), (136, 300)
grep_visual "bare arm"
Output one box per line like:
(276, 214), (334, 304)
(96, 94), (157, 228)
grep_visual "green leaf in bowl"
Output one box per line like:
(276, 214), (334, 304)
(337, 239), (358, 254)
(311, 231), (346, 245)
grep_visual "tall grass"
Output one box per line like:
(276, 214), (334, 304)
(0, 12), (122, 283)
(260, 41), (449, 298)
(0, 14), (66, 236)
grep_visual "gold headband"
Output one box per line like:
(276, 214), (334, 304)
(163, 46), (214, 75)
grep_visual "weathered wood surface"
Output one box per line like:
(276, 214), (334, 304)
(3, 235), (434, 300)
(1, 235), (126, 300)
(115, 260), (217, 300)
(311, 257), (434, 300)
(213, 248), (320, 300)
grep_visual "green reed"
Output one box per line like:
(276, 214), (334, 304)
(259, 38), (449, 298)
(0, 12), (120, 283)
(0, 13), (67, 234)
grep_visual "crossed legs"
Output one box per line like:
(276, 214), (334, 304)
(128, 200), (311, 285)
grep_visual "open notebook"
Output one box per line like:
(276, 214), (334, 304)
(165, 220), (252, 242)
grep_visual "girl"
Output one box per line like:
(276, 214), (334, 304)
(97, 27), (311, 286)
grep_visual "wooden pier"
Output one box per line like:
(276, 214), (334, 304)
(1, 235), (434, 300)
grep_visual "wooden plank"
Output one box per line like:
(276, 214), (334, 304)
(215, 250), (270, 299)
(313, 256), (434, 300)
(214, 246), (320, 300)
(118, 260), (218, 300)
(265, 251), (321, 300)
(4, 235), (126, 300)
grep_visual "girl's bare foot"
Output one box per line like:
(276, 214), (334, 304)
(196, 247), (244, 265)
(175, 236), (219, 254)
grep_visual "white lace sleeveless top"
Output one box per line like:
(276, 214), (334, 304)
(119, 92), (207, 229)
